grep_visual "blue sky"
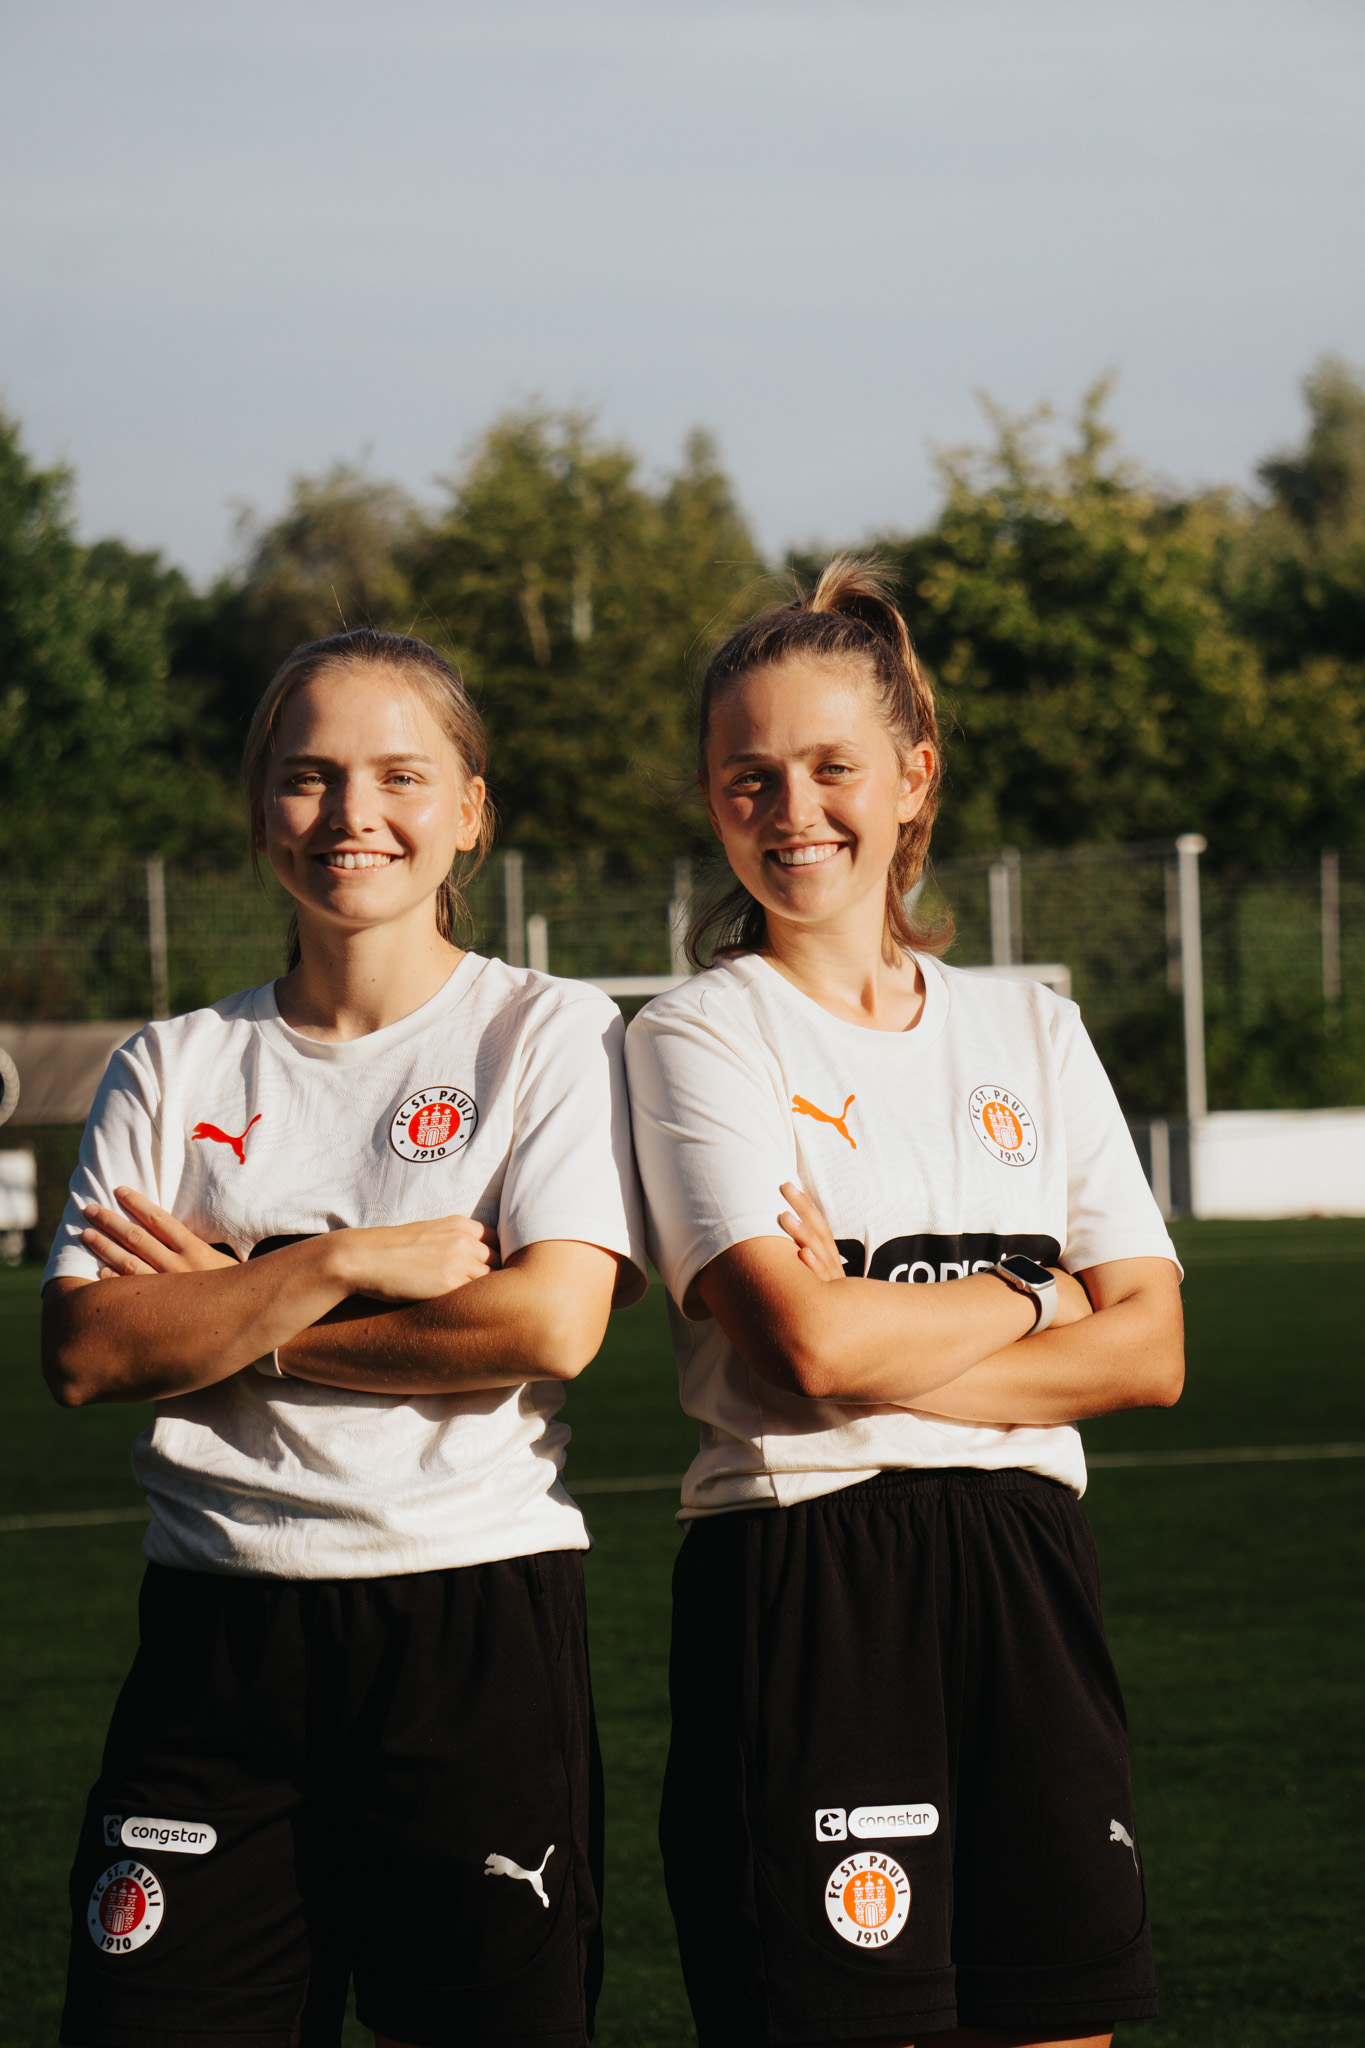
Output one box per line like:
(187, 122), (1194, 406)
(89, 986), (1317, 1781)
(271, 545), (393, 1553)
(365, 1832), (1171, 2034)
(2, 0), (1362, 580)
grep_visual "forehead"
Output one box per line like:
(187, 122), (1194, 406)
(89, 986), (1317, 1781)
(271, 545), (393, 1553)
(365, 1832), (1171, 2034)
(275, 663), (452, 757)
(708, 652), (889, 757)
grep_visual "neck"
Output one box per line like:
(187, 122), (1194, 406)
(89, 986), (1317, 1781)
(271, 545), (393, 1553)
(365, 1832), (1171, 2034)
(761, 895), (925, 1033)
(275, 901), (464, 1041)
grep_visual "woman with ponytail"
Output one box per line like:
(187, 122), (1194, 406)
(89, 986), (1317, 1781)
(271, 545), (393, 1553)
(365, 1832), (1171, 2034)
(626, 562), (1183, 2047)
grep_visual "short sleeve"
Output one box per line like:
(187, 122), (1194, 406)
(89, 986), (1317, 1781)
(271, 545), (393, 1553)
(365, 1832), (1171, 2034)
(497, 992), (648, 1308)
(1053, 1008), (1183, 1276)
(43, 1033), (164, 1286)
(625, 990), (797, 1314)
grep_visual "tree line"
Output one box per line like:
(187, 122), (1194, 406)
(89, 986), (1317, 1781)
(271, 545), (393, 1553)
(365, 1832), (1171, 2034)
(2, 361), (1364, 873)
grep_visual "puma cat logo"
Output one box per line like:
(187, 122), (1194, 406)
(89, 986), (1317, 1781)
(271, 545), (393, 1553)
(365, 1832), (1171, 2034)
(484, 1844), (555, 1907)
(1109, 1819), (1138, 1868)
(191, 1114), (262, 1165)
(792, 1094), (856, 1149)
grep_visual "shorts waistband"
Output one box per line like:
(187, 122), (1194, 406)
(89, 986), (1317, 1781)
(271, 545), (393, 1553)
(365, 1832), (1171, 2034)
(828, 1465), (1070, 1503)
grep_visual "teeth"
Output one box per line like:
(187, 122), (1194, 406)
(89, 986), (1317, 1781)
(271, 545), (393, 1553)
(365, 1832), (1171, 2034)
(774, 845), (842, 867)
(328, 852), (395, 870)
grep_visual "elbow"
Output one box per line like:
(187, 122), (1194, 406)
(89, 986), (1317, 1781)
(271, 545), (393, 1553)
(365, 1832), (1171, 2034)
(754, 1329), (841, 1401)
(522, 1312), (608, 1383)
(1150, 1353), (1185, 1409)
(43, 1347), (99, 1409)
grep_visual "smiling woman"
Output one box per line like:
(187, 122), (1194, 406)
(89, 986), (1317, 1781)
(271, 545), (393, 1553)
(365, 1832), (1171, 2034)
(39, 629), (645, 2048)
(624, 560), (1185, 2048)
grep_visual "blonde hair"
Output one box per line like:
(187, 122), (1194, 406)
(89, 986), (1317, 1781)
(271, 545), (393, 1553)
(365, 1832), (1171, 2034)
(689, 556), (949, 965)
(242, 629), (494, 967)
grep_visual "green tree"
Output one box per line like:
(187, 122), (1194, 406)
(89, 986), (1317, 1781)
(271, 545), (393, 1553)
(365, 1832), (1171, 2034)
(864, 384), (1365, 864)
(1223, 355), (1365, 676)
(0, 411), (235, 866)
(413, 407), (760, 863)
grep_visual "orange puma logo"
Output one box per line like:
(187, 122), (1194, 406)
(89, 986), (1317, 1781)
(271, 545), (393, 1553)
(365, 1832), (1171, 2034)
(191, 1113), (262, 1165)
(792, 1094), (856, 1149)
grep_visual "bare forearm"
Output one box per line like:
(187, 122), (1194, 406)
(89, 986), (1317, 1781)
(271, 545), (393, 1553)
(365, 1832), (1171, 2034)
(907, 1296), (1185, 1427)
(703, 1255), (1039, 1404)
(43, 1244), (349, 1406)
(280, 1255), (613, 1395)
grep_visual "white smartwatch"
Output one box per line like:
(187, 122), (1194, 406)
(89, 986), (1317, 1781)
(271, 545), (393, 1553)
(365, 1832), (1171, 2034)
(990, 1253), (1059, 1332)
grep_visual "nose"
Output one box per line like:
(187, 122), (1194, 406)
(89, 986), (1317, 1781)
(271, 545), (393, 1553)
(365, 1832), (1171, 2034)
(769, 767), (822, 835)
(322, 774), (379, 840)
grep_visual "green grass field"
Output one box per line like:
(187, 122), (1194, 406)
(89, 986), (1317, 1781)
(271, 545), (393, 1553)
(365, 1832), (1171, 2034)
(3, 1223), (1363, 2045)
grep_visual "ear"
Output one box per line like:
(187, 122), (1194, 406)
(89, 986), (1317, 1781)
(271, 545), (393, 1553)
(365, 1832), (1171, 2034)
(896, 743), (935, 825)
(455, 776), (487, 853)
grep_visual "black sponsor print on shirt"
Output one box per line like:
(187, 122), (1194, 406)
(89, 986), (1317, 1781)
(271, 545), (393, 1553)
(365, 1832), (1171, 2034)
(833, 1233), (1062, 1282)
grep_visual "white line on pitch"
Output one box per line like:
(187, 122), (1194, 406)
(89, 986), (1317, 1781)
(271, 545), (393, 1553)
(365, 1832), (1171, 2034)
(4, 1443), (1363, 1531)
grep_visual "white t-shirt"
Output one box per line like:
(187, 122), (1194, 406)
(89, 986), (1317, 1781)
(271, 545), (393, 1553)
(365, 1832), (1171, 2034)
(45, 954), (647, 1579)
(625, 952), (1179, 1513)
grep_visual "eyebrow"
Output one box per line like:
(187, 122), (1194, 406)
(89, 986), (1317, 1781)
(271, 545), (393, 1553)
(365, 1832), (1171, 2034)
(276, 750), (438, 768)
(717, 741), (867, 768)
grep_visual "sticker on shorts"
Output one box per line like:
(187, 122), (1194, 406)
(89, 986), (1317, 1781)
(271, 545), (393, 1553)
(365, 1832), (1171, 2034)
(388, 1086), (478, 1161)
(87, 1861), (165, 1954)
(849, 1802), (938, 1839)
(121, 1816), (216, 1855)
(102, 1814), (123, 1847)
(967, 1084), (1038, 1167)
(824, 1851), (911, 1948)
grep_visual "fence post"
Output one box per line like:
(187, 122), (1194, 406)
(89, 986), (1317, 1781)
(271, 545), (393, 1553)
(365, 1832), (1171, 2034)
(1176, 834), (1207, 1121)
(146, 857), (170, 1019)
(1321, 849), (1341, 1027)
(989, 847), (1021, 965)
(503, 852), (525, 968)
(669, 859), (692, 977)
(526, 913), (549, 974)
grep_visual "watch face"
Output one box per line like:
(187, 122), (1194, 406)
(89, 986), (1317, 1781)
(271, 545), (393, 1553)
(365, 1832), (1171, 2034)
(1000, 1254), (1055, 1289)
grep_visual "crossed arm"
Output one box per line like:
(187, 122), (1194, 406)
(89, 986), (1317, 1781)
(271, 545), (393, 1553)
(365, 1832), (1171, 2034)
(694, 1184), (1184, 1424)
(42, 1187), (622, 1408)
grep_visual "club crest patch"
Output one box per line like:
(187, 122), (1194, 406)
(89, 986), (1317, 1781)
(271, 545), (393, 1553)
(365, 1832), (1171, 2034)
(88, 1860), (165, 1954)
(968, 1084), (1038, 1167)
(388, 1087), (478, 1162)
(824, 1850), (911, 1947)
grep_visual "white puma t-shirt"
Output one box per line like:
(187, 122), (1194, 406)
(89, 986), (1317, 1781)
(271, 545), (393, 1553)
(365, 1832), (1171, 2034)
(45, 954), (647, 1578)
(625, 952), (1178, 1512)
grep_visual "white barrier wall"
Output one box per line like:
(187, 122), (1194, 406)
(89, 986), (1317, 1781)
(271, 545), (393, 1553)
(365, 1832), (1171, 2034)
(1191, 1108), (1365, 1219)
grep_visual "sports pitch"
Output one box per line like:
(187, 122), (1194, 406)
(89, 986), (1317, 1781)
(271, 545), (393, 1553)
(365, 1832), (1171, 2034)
(2, 1223), (1362, 2045)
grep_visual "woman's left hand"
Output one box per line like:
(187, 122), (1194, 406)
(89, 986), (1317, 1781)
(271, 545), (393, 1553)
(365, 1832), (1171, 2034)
(778, 1183), (847, 1282)
(82, 1187), (241, 1278)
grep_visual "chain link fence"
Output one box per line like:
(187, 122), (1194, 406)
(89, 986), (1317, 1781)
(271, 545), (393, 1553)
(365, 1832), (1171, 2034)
(2, 844), (1362, 1118)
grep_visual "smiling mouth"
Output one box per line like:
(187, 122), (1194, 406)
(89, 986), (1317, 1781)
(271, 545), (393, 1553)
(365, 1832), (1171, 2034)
(316, 851), (400, 870)
(769, 843), (847, 868)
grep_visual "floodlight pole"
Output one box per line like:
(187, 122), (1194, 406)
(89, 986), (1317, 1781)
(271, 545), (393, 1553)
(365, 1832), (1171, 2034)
(503, 852), (525, 968)
(1176, 834), (1207, 1122)
(146, 857), (170, 1020)
(669, 859), (692, 977)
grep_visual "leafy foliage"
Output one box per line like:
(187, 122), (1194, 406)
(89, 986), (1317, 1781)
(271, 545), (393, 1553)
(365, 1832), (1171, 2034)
(0, 413), (236, 864)
(858, 374), (1365, 863)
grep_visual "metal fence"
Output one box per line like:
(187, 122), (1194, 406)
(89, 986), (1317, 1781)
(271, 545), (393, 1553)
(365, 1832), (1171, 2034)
(2, 843), (1362, 1119)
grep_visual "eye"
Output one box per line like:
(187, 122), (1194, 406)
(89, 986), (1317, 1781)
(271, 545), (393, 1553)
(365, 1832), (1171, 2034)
(386, 772), (420, 788)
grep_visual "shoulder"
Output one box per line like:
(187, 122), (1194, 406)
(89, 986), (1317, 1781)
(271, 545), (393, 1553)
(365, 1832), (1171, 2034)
(469, 958), (626, 1053)
(104, 988), (265, 1089)
(934, 961), (1080, 1045)
(625, 961), (774, 1086)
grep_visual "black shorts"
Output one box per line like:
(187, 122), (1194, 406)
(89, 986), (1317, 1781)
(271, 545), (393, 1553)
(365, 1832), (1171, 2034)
(661, 1468), (1158, 2045)
(62, 1552), (603, 2048)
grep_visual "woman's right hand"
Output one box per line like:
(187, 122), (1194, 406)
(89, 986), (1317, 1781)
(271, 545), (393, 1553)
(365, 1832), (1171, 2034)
(1049, 1269), (1094, 1328)
(328, 1214), (500, 1302)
